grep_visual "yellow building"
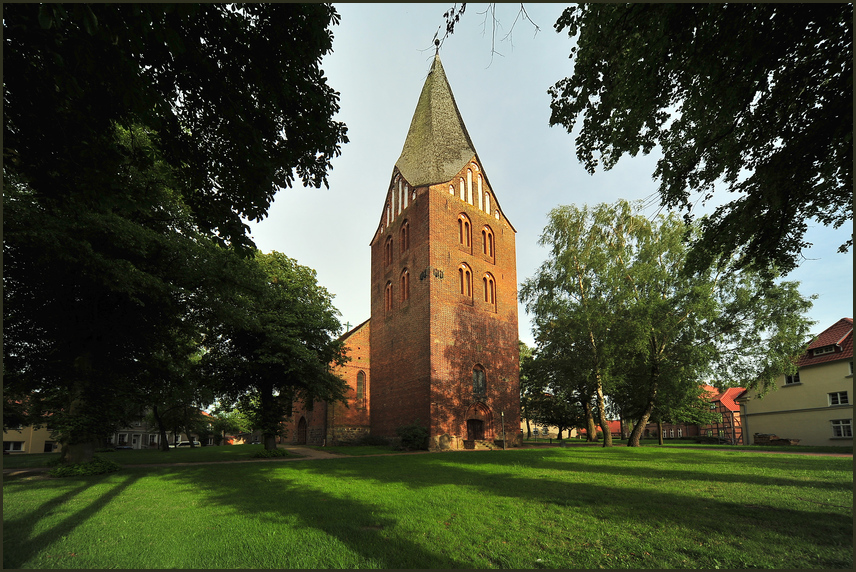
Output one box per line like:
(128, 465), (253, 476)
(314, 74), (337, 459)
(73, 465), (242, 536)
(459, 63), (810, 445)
(737, 318), (853, 447)
(3, 425), (59, 454)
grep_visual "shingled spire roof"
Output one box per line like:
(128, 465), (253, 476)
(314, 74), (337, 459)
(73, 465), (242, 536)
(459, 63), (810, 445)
(395, 54), (477, 187)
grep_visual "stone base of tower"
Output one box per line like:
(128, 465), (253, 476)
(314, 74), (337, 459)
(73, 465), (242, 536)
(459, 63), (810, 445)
(429, 432), (523, 451)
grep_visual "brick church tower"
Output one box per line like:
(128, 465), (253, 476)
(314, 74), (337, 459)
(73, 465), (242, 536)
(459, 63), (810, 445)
(368, 54), (521, 449)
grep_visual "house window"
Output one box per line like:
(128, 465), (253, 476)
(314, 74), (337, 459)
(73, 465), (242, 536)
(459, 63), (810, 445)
(677, 428), (683, 438)
(458, 214), (472, 249)
(784, 372), (801, 385)
(669, 429), (675, 439)
(706, 430), (713, 437)
(400, 221), (410, 254)
(831, 419), (852, 438)
(473, 366), (486, 395)
(662, 430), (667, 439)
(813, 345), (835, 356)
(458, 264), (472, 297)
(849, 361), (853, 376)
(384, 282), (393, 313)
(384, 236), (393, 266)
(118, 434), (128, 446)
(710, 403), (717, 409)
(3, 441), (24, 452)
(356, 371), (366, 400)
(149, 434), (158, 446)
(829, 392), (849, 406)
(400, 269), (410, 302)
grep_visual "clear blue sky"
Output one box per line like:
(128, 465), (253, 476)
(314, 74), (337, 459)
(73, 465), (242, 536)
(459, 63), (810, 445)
(248, 3), (853, 348)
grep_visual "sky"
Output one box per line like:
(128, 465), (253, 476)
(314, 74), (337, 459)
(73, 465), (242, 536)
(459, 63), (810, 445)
(248, 3), (853, 348)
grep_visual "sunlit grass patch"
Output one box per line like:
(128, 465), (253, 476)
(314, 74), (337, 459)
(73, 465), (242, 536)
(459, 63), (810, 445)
(4, 447), (852, 569)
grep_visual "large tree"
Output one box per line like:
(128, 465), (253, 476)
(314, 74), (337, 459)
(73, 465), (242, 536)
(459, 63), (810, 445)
(204, 252), (348, 451)
(523, 200), (815, 447)
(548, 3), (852, 276)
(3, 4), (348, 463)
(521, 201), (650, 447)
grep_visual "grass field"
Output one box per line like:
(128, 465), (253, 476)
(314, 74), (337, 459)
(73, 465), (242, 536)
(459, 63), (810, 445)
(3, 446), (852, 569)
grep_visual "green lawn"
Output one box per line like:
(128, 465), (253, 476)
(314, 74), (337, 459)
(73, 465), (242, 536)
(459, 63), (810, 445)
(2, 444), (297, 469)
(3, 447), (852, 569)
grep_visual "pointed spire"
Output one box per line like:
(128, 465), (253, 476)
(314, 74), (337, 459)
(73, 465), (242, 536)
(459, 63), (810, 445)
(395, 55), (477, 187)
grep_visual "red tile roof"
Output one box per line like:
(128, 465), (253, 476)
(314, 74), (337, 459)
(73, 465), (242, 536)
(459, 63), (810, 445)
(799, 318), (853, 367)
(578, 420), (621, 435)
(712, 387), (745, 412)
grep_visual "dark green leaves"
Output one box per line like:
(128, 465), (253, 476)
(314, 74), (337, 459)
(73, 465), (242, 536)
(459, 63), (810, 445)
(549, 3), (852, 276)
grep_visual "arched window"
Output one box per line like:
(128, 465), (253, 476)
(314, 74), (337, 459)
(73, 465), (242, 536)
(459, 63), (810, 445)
(457, 213), (471, 249)
(449, 184), (455, 195)
(458, 263), (472, 297)
(481, 226), (494, 259)
(400, 268), (410, 302)
(397, 180), (403, 215)
(384, 281), (393, 312)
(459, 177), (465, 201)
(478, 175), (484, 210)
(356, 371), (366, 400)
(483, 273), (496, 306)
(404, 184), (409, 209)
(467, 169), (473, 204)
(400, 221), (410, 254)
(384, 236), (393, 266)
(472, 365), (486, 395)
(484, 193), (491, 216)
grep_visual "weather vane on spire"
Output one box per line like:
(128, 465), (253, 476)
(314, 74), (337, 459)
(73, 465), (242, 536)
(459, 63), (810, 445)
(435, 38), (440, 55)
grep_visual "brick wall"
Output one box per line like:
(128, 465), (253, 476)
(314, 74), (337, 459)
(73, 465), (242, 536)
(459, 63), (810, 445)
(369, 160), (521, 448)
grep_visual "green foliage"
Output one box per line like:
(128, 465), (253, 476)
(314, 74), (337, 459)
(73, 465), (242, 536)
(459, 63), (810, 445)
(395, 421), (429, 451)
(48, 456), (121, 478)
(3, 4), (347, 454)
(521, 200), (815, 445)
(204, 251), (347, 450)
(548, 3), (852, 276)
(251, 448), (290, 459)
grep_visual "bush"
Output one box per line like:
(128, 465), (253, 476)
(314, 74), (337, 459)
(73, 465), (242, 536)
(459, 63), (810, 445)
(396, 421), (429, 451)
(251, 448), (290, 458)
(49, 456), (121, 478)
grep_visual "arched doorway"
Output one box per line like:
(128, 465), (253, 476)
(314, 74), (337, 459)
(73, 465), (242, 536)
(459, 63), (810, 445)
(296, 417), (307, 445)
(464, 402), (493, 441)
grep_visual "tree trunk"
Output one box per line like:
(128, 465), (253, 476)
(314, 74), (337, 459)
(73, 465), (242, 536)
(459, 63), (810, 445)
(596, 380), (613, 447)
(61, 375), (97, 464)
(557, 426), (564, 440)
(628, 378), (659, 447)
(152, 405), (171, 452)
(525, 417), (531, 440)
(260, 383), (279, 450)
(583, 400), (597, 442)
(619, 417), (627, 440)
(657, 420), (664, 445)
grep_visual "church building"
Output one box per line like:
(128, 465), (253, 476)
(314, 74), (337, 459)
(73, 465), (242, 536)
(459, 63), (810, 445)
(291, 54), (521, 450)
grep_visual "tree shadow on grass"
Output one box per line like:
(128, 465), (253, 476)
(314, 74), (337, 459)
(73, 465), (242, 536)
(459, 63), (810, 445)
(3, 472), (142, 569)
(278, 450), (851, 568)
(155, 463), (470, 569)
